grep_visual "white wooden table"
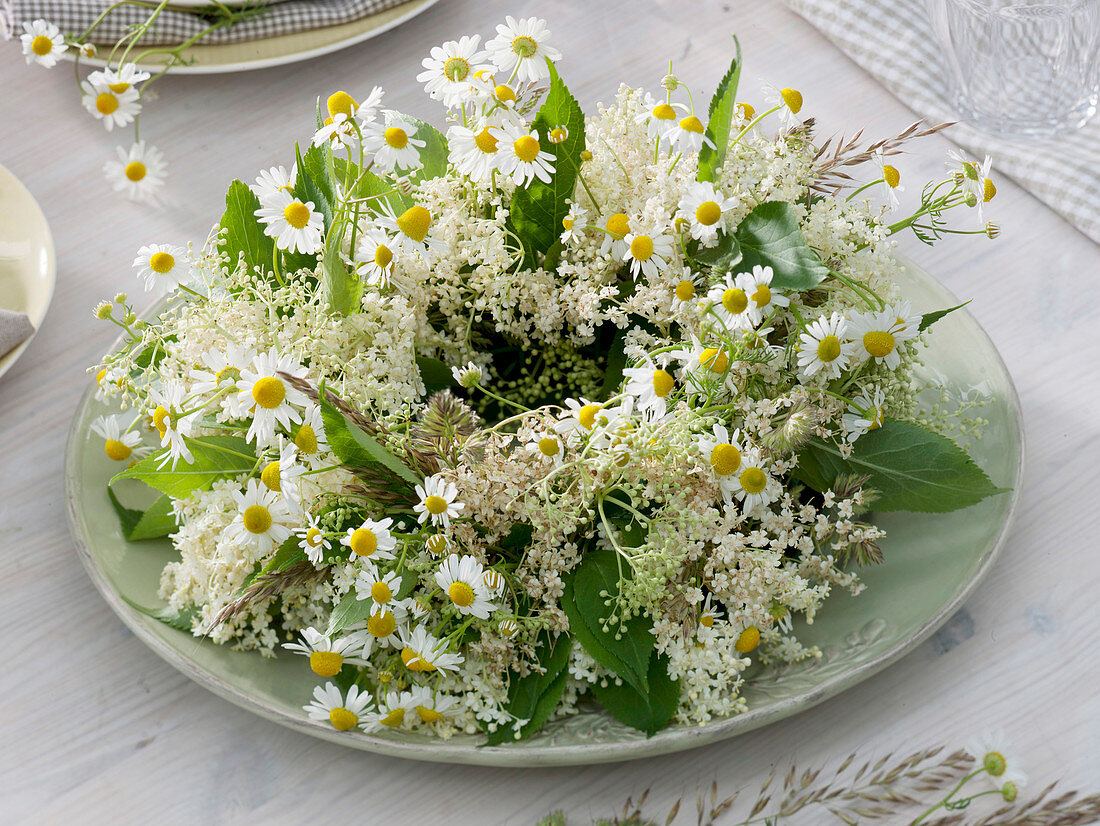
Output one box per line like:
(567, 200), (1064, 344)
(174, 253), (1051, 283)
(3, 1), (1099, 822)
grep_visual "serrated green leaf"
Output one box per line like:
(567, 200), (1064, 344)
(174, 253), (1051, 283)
(688, 233), (742, 274)
(219, 179), (274, 276)
(562, 548), (653, 694)
(698, 38), (742, 183)
(128, 494), (177, 540)
(484, 632), (572, 745)
(111, 436), (257, 499)
(317, 389), (421, 488)
(121, 595), (196, 632)
(590, 653), (679, 735)
(734, 201), (828, 290)
(509, 59), (586, 265)
(796, 420), (1008, 512)
(919, 300), (971, 332)
(301, 143), (337, 212)
(416, 355), (454, 395)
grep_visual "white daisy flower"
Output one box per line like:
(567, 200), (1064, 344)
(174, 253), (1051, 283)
(259, 438), (306, 509)
(81, 77), (141, 131)
(254, 190), (324, 255)
(187, 343), (256, 411)
(696, 423), (744, 503)
(492, 120), (554, 188)
(797, 312), (855, 380)
(303, 682), (375, 732)
(435, 553), (497, 619)
(873, 148), (904, 211)
(481, 569), (506, 597)
(21, 19), (68, 67)
(730, 447), (778, 513)
(497, 618), (520, 639)
(447, 114), (513, 183)
(356, 562), (406, 609)
(293, 404), (329, 468)
(598, 212), (633, 259)
(312, 112), (358, 151)
(341, 516), (397, 562)
(91, 63), (150, 94)
(677, 181), (739, 247)
(554, 397), (605, 440)
(965, 729), (1028, 796)
(740, 265), (790, 324)
(252, 165), (296, 202)
(633, 93), (683, 146)
(949, 150), (996, 221)
(417, 35), (490, 106)
(408, 686), (458, 725)
(375, 202), (445, 257)
(763, 83), (804, 129)
(149, 381), (196, 468)
(237, 349), (309, 447)
(525, 431), (564, 467)
(698, 594), (723, 631)
(295, 513), (330, 566)
(413, 474), (464, 529)
(670, 335), (731, 380)
(373, 689), (417, 729)
(848, 304), (920, 369)
(671, 268), (704, 312)
(484, 16), (561, 83)
(668, 112), (715, 154)
(622, 357), (676, 417)
(360, 602), (407, 651)
(352, 86), (386, 125)
(559, 204), (589, 244)
(363, 115), (425, 174)
(90, 414), (149, 463)
(622, 231), (674, 279)
(283, 628), (366, 677)
(842, 387), (887, 443)
(132, 244), (186, 293)
(226, 478), (294, 555)
(354, 226), (401, 288)
(706, 273), (755, 332)
(451, 361), (482, 388)
(103, 141), (166, 203)
(399, 625), (464, 673)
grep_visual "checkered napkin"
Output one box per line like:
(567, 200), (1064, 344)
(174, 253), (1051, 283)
(782, 0), (1100, 245)
(2, 0), (415, 46)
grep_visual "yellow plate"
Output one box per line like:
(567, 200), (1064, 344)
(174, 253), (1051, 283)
(0, 165), (55, 381)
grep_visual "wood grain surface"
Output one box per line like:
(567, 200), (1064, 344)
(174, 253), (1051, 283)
(2, 1), (1099, 823)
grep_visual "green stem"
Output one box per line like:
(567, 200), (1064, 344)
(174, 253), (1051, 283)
(911, 769), (984, 825)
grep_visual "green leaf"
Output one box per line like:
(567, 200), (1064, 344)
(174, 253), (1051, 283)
(796, 420), (1008, 512)
(484, 632), (572, 745)
(590, 653), (679, 735)
(336, 160), (411, 215)
(919, 300), (971, 332)
(111, 436), (257, 499)
(121, 595), (197, 632)
(498, 522), (534, 552)
(405, 117), (449, 187)
(562, 548), (653, 694)
(509, 59), (586, 264)
(697, 38), (742, 183)
(320, 215), (360, 316)
(317, 389), (421, 488)
(300, 143), (337, 213)
(128, 494), (177, 541)
(218, 179), (274, 275)
(688, 233), (743, 275)
(598, 329), (628, 399)
(416, 355), (454, 395)
(241, 536), (307, 593)
(734, 201), (829, 290)
(326, 589), (373, 637)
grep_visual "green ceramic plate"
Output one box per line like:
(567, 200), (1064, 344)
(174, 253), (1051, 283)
(65, 258), (1023, 766)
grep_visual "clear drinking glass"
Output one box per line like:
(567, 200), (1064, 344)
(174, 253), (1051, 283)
(927, 0), (1100, 136)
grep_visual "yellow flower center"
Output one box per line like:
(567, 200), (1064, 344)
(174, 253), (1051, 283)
(695, 200), (723, 226)
(867, 407), (884, 431)
(309, 650), (343, 678)
(511, 34), (538, 57)
(104, 439), (132, 461)
(251, 376), (286, 409)
(124, 161), (146, 182)
(675, 280), (696, 301)
(679, 115), (704, 134)
(494, 83), (516, 103)
(605, 213), (630, 239)
(149, 251), (175, 273)
(424, 495), (449, 515)
(371, 580), (393, 603)
(328, 707), (358, 731)
(367, 610), (397, 638)
(305, 527), (323, 547)
(295, 424), (318, 455)
(722, 287), (748, 314)
(735, 625), (760, 653)
(882, 164), (901, 189)
(740, 467), (768, 495)
(652, 369), (674, 398)
(652, 103), (676, 121)
(448, 581), (475, 607)
(95, 93), (119, 115)
(548, 126), (568, 143)
(426, 534), (448, 555)
(983, 178), (996, 202)
(578, 403), (601, 430)
(752, 284), (772, 307)
(31, 35), (53, 56)
(984, 751), (1007, 776)
(816, 335), (842, 363)
(283, 201), (311, 230)
(350, 528), (377, 557)
(327, 91), (357, 118)
(260, 461), (281, 492)
(629, 235), (654, 261)
(737, 102), (755, 120)
(417, 705), (443, 723)
(373, 244), (393, 268)
(95, 369), (107, 386)
(513, 135), (541, 163)
(401, 647), (436, 672)
(562, 215), (575, 231)
(396, 205), (431, 242)
(700, 613), (714, 628)
(442, 56), (470, 82)
(710, 443), (741, 476)
(474, 127), (498, 154)
(380, 707), (405, 727)
(153, 405), (169, 436)
(862, 330), (896, 359)
(108, 81), (131, 94)
(242, 505), (272, 535)
(701, 347), (728, 374)
(780, 88), (803, 114)
(538, 436), (560, 457)
(580, 150), (593, 161)
(384, 126), (409, 149)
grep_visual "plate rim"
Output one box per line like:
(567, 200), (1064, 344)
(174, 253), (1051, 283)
(64, 258), (1026, 765)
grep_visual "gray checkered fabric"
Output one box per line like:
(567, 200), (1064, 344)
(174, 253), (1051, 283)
(783, 0), (1100, 245)
(3, 0), (415, 46)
